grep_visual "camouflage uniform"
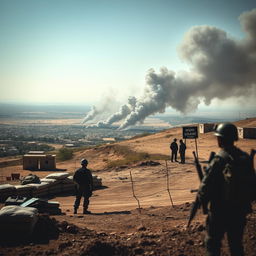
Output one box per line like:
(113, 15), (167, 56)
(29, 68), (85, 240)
(199, 146), (255, 256)
(73, 166), (93, 213)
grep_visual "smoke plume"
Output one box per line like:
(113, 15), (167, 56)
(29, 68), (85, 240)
(82, 94), (121, 124)
(82, 106), (99, 124)
(88, 96), (137, 128)
(118, 9), (256, 129)
(83, 9), (256, 129)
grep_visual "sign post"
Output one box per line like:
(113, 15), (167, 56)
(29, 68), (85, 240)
(183, 126), (199, 159)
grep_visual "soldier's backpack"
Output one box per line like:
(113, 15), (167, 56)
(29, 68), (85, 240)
(218, 149), (256, 206)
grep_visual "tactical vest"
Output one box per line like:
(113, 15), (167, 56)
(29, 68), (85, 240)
(217, 149), (255, 206)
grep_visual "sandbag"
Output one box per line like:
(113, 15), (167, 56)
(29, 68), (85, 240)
(0, 184), (16, 192)
(21, 174), (41, 185)
(15, 184), (35, 197)
(0, 205), (38, 240)
(40, 178), (58, 184)
(45, 172), (70, 180)
(0, 184), (16, 202)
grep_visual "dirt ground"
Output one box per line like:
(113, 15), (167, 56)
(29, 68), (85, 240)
(0, 203), (256, 256)
(0, 118), (256, 255)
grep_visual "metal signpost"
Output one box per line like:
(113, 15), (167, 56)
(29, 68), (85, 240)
(182, 126), (199, 159)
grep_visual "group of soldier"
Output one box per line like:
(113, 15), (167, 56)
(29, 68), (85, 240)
(170, 138), (187, 163)
(72, 123), (255, 256)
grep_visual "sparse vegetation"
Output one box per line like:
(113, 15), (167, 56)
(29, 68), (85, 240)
(57, 147), (74, 161)
(106, 144), (169, 168)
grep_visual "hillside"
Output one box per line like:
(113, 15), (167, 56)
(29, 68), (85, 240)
(0, 118), (255, 255)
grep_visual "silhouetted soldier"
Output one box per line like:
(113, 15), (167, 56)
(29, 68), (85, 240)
(73, 159), (93, 214)
(179, 139), (186, 164)
(198, 123), (256, 256)
(170, 138), (178, 162)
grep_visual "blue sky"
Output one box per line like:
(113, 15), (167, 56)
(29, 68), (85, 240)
(0, 0), (255, 112)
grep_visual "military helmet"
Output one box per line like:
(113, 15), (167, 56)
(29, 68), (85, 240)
(81, 158), (88, 166)
(214, 123), (238, 141)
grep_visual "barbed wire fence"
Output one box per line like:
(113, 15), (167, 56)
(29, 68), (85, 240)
(129, 170), (141, 212)
(165, 160), (174, 208)
(129, 161), (178, 211)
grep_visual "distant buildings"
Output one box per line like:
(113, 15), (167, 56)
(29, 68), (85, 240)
(237, 127), (256, 139)
(102, 137), (116, 142)
(199, 123), (215, 133)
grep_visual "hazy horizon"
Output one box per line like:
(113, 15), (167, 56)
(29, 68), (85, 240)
(0, 102), (254, 120)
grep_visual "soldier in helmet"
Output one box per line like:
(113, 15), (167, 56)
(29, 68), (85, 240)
(170, 138), (178, 162)
(73, 159), (93, 214)
(179, 139), (186, 164)
(198, 123), (256, 256)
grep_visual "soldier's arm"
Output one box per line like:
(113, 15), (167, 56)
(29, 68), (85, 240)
(73, 171), (78, 184)
(198, 157), (223, 204)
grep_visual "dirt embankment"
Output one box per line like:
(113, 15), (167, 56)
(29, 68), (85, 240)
(1, 203), (256, 256)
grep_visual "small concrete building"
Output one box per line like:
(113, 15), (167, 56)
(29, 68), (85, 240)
(102, 137), (116, 142)
(237, 127), (256, 139)
(199, 123), (215, 134)
(23, 153), (56, 170)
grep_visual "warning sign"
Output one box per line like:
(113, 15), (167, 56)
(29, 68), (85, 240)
(183, 126), (198, 139)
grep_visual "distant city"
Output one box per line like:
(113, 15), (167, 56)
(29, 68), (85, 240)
(0, 103), (254, 157)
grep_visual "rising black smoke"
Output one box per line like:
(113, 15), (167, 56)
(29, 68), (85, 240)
(84, 9), (256, 129)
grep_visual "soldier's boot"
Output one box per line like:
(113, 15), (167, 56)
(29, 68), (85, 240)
(74, 208), (78, 214)
(83, 208), (91, 214)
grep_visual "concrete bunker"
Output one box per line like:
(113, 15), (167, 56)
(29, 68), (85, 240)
(23, 152), (56, 170)
(199, 123), (215, 134)
(237, 127), (256, 139)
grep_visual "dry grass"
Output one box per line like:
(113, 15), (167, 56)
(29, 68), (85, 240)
(106, 144), (169, 168)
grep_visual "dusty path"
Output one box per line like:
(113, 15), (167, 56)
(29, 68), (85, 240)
(57, 160), (199, 214)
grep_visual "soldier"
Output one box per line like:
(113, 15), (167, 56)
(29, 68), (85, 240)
(170, 138), (178, 162)
(179, 139), (186, 164)
(198, 123), (256, 256)
(73, 159), (93, 214)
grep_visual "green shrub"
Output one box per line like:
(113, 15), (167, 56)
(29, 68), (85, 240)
(57, 147), (73, 161)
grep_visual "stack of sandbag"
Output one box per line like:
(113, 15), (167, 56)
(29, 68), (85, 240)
(68, 174), (102, 189)
(40, 178), (62, 195)
(44, 172), (75, 194)
(26, 182), (51, 197)
(21, 198), (62, 215)
(0, 205), (38, 241)
(92, 175), (102, 188)
(59, 176), (76, 193)
(21, 174), (40, 185)
(15, 184), (35, 198)
(0, 172), (103, 201)
(0, 184), (16, 202)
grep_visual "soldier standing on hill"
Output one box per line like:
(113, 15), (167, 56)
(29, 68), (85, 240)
(179, 139), (186, 164)
(73, 159), (93, 214)
(198, 123), (256, 256)
(170, 138), (178, 162)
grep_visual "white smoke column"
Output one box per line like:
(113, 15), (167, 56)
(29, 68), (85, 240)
(93, 96), (137, 128)
(82, 93), (121, 124)
(119, 9), (256, 129)
(82, 106), (98, 124)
